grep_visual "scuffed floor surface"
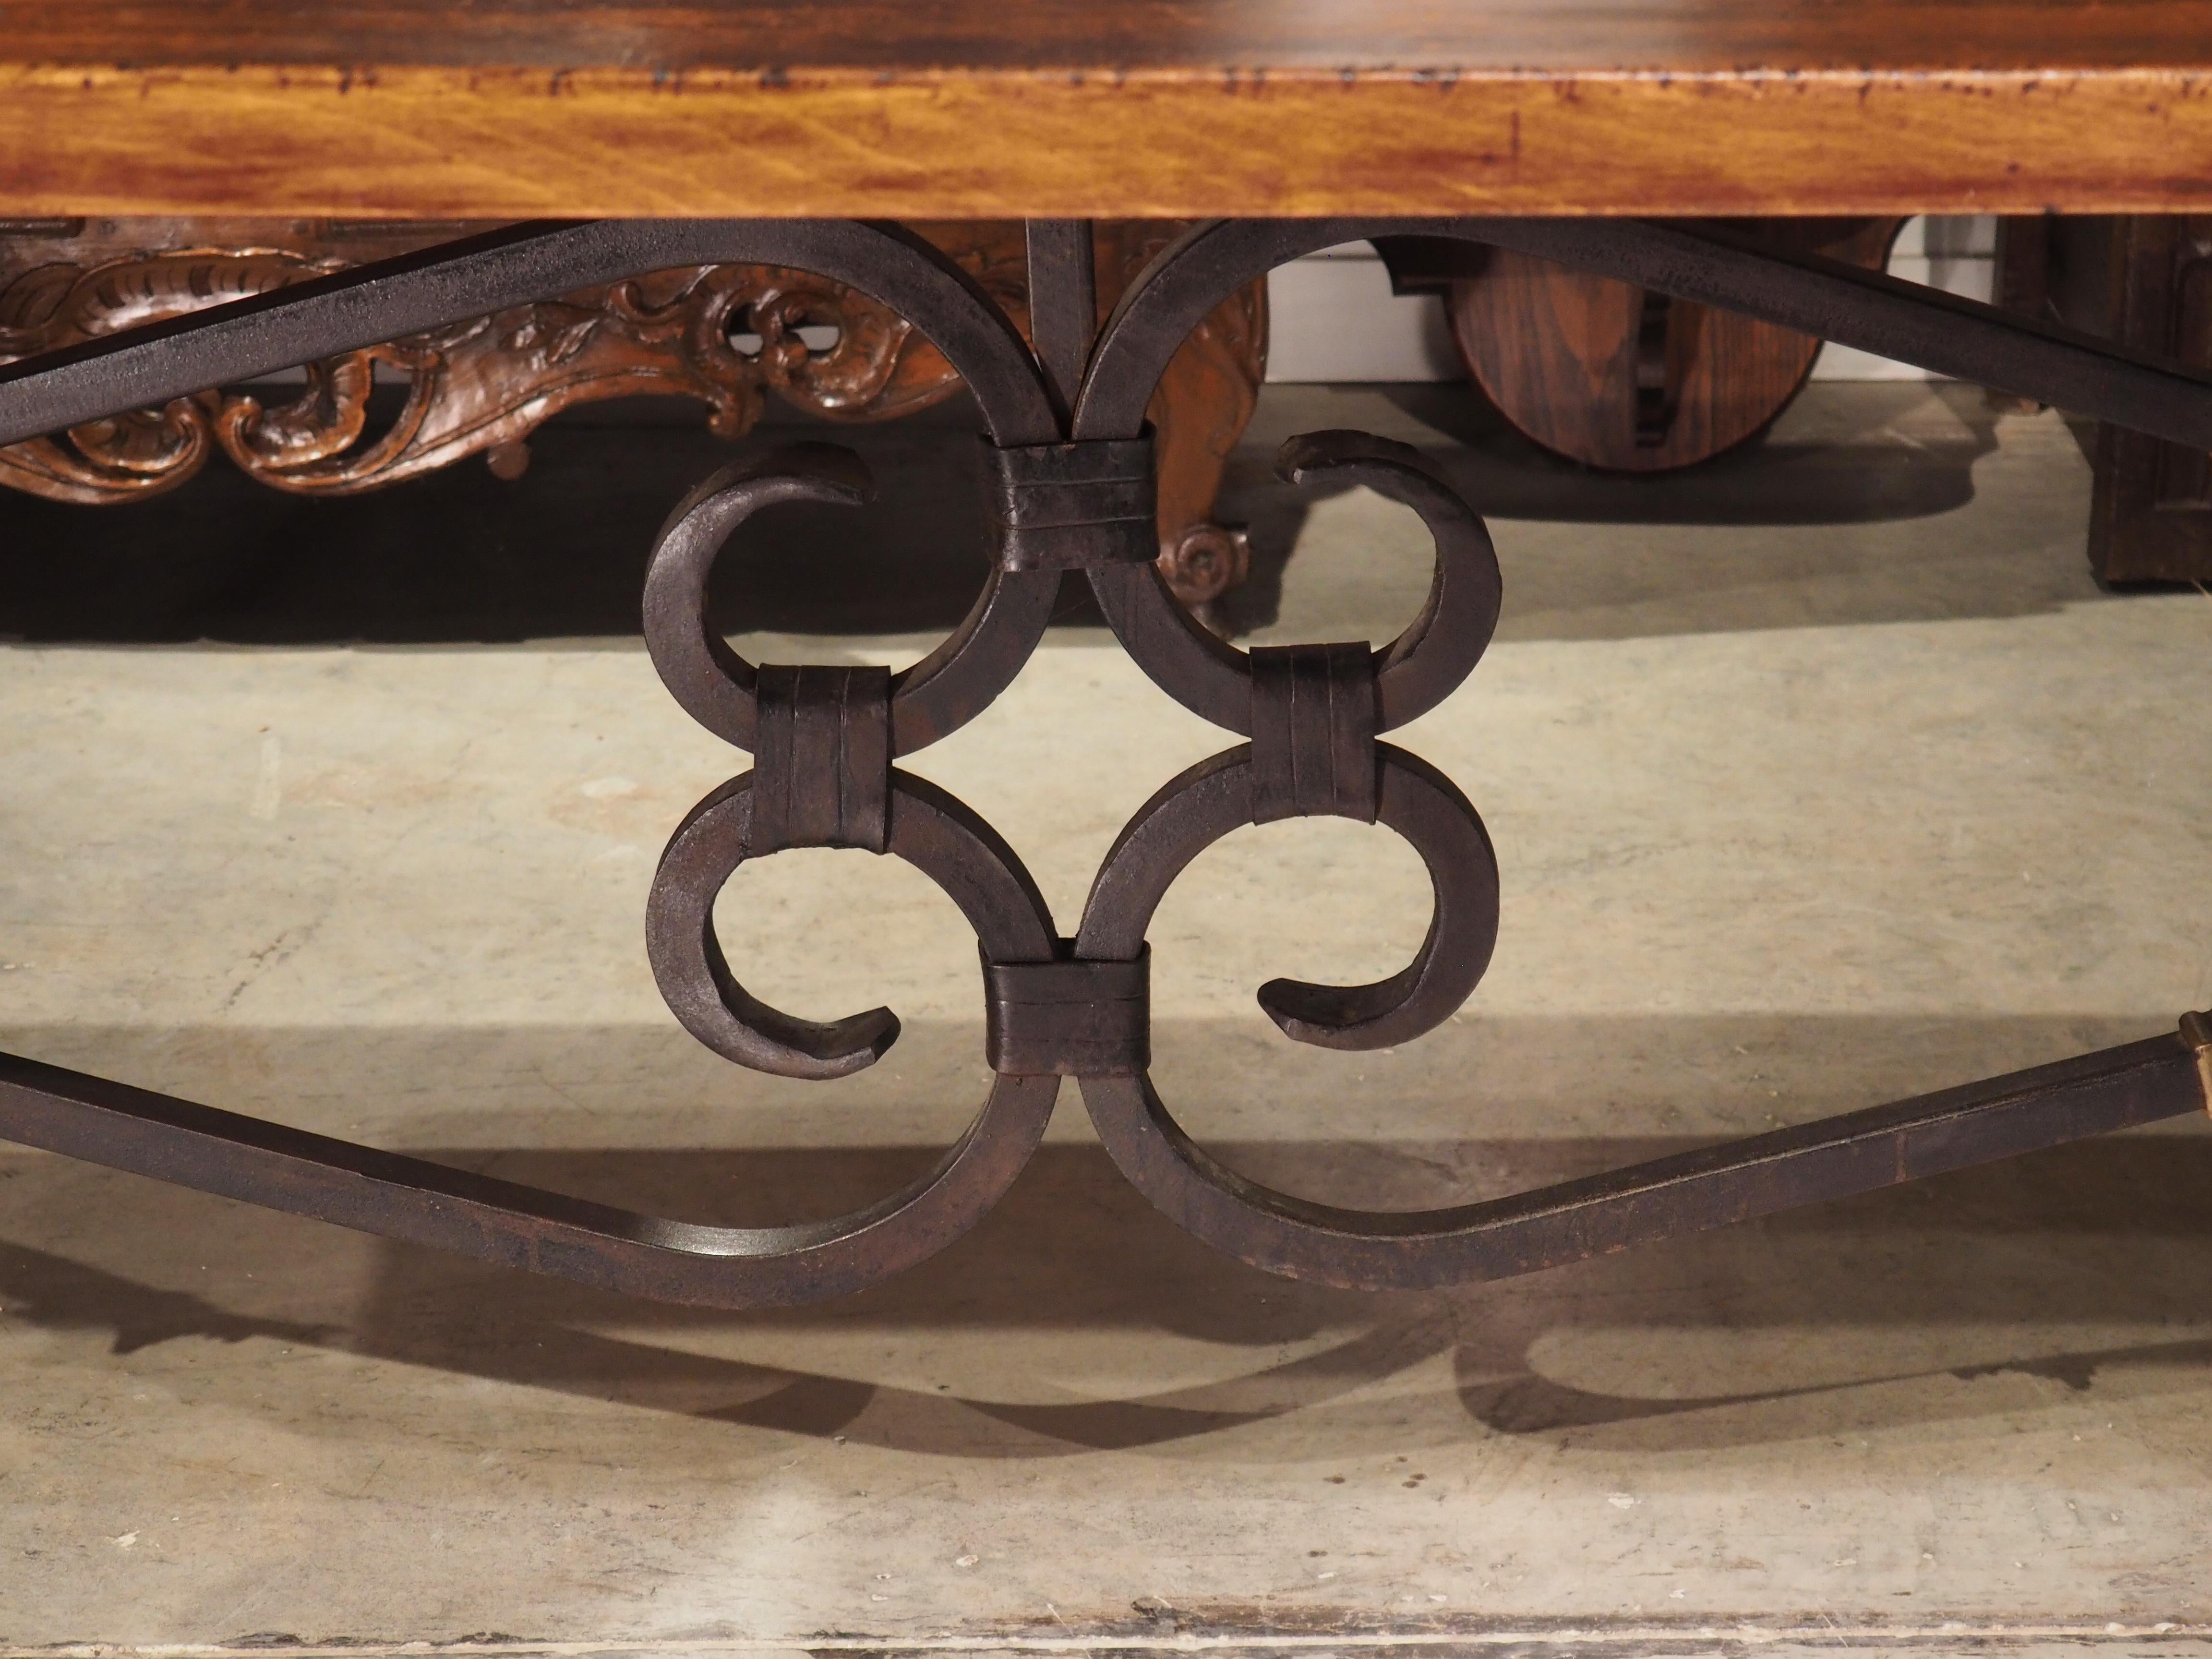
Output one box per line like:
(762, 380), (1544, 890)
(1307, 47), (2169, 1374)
(2, 385), (2210, 1654)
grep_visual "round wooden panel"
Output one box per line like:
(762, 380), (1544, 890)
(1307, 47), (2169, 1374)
(1447, 218), (1903, 472)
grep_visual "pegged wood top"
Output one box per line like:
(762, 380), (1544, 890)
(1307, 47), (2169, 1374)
(0, 0), (2210, 219)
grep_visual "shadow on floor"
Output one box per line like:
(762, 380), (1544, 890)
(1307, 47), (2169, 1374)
(1210, 383), (2104, 640)
(3, 1008), (2206, 1461)
(0, 384), (2059, 648)
(1275, 381), (2006, 529)
(0, 398), (1036, 645)
(4, 1134), (2207, 1459)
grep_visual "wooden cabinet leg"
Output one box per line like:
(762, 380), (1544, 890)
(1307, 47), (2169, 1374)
(2009, 212), (2212, 584)
(1094, 223), (1268, 612)
(2083, 216), (2212, 583)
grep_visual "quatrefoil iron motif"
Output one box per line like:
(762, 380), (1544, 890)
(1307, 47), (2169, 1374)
(637, 419), (1509, 1298)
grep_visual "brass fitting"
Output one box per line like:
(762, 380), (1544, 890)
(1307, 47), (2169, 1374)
(2184, 1009), (2212, 1115)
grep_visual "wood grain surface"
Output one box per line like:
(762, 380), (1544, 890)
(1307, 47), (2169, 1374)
(0, 1), (2209, 217)
(1450, 219), (1905, 470)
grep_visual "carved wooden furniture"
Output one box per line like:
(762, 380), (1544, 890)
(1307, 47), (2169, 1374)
(3, 5), (2212, 1311)
(0, 217), (1265, 607)
(1441, 220), (1907, 470)
(1996, 212), (2212, 585)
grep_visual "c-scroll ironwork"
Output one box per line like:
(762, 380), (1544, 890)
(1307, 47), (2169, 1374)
(1, 211), (2210, 1312)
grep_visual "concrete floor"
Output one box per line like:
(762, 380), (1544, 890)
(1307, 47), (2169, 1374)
(2, 384), (2211, 1653)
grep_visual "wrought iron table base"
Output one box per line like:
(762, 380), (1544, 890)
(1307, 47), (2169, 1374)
(2, 215), (2209, 1309)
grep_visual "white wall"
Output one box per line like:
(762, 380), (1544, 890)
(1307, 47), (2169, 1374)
(1263, 216), (1998, 385)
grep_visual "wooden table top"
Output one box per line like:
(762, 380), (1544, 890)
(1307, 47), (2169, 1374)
(3, 0), (2211, 219)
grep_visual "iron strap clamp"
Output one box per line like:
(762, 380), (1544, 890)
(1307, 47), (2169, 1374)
(0, 216), (2208, 1309)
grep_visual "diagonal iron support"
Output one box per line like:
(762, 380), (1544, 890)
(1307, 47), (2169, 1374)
(0, 1021), (2204, 1304)
(7, 215), (2212, 452)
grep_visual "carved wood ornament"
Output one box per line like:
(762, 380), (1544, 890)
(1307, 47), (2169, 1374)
(0, 218), (1266, 606)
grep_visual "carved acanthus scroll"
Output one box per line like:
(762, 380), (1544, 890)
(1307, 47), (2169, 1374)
(0, 218), (1266, 606)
